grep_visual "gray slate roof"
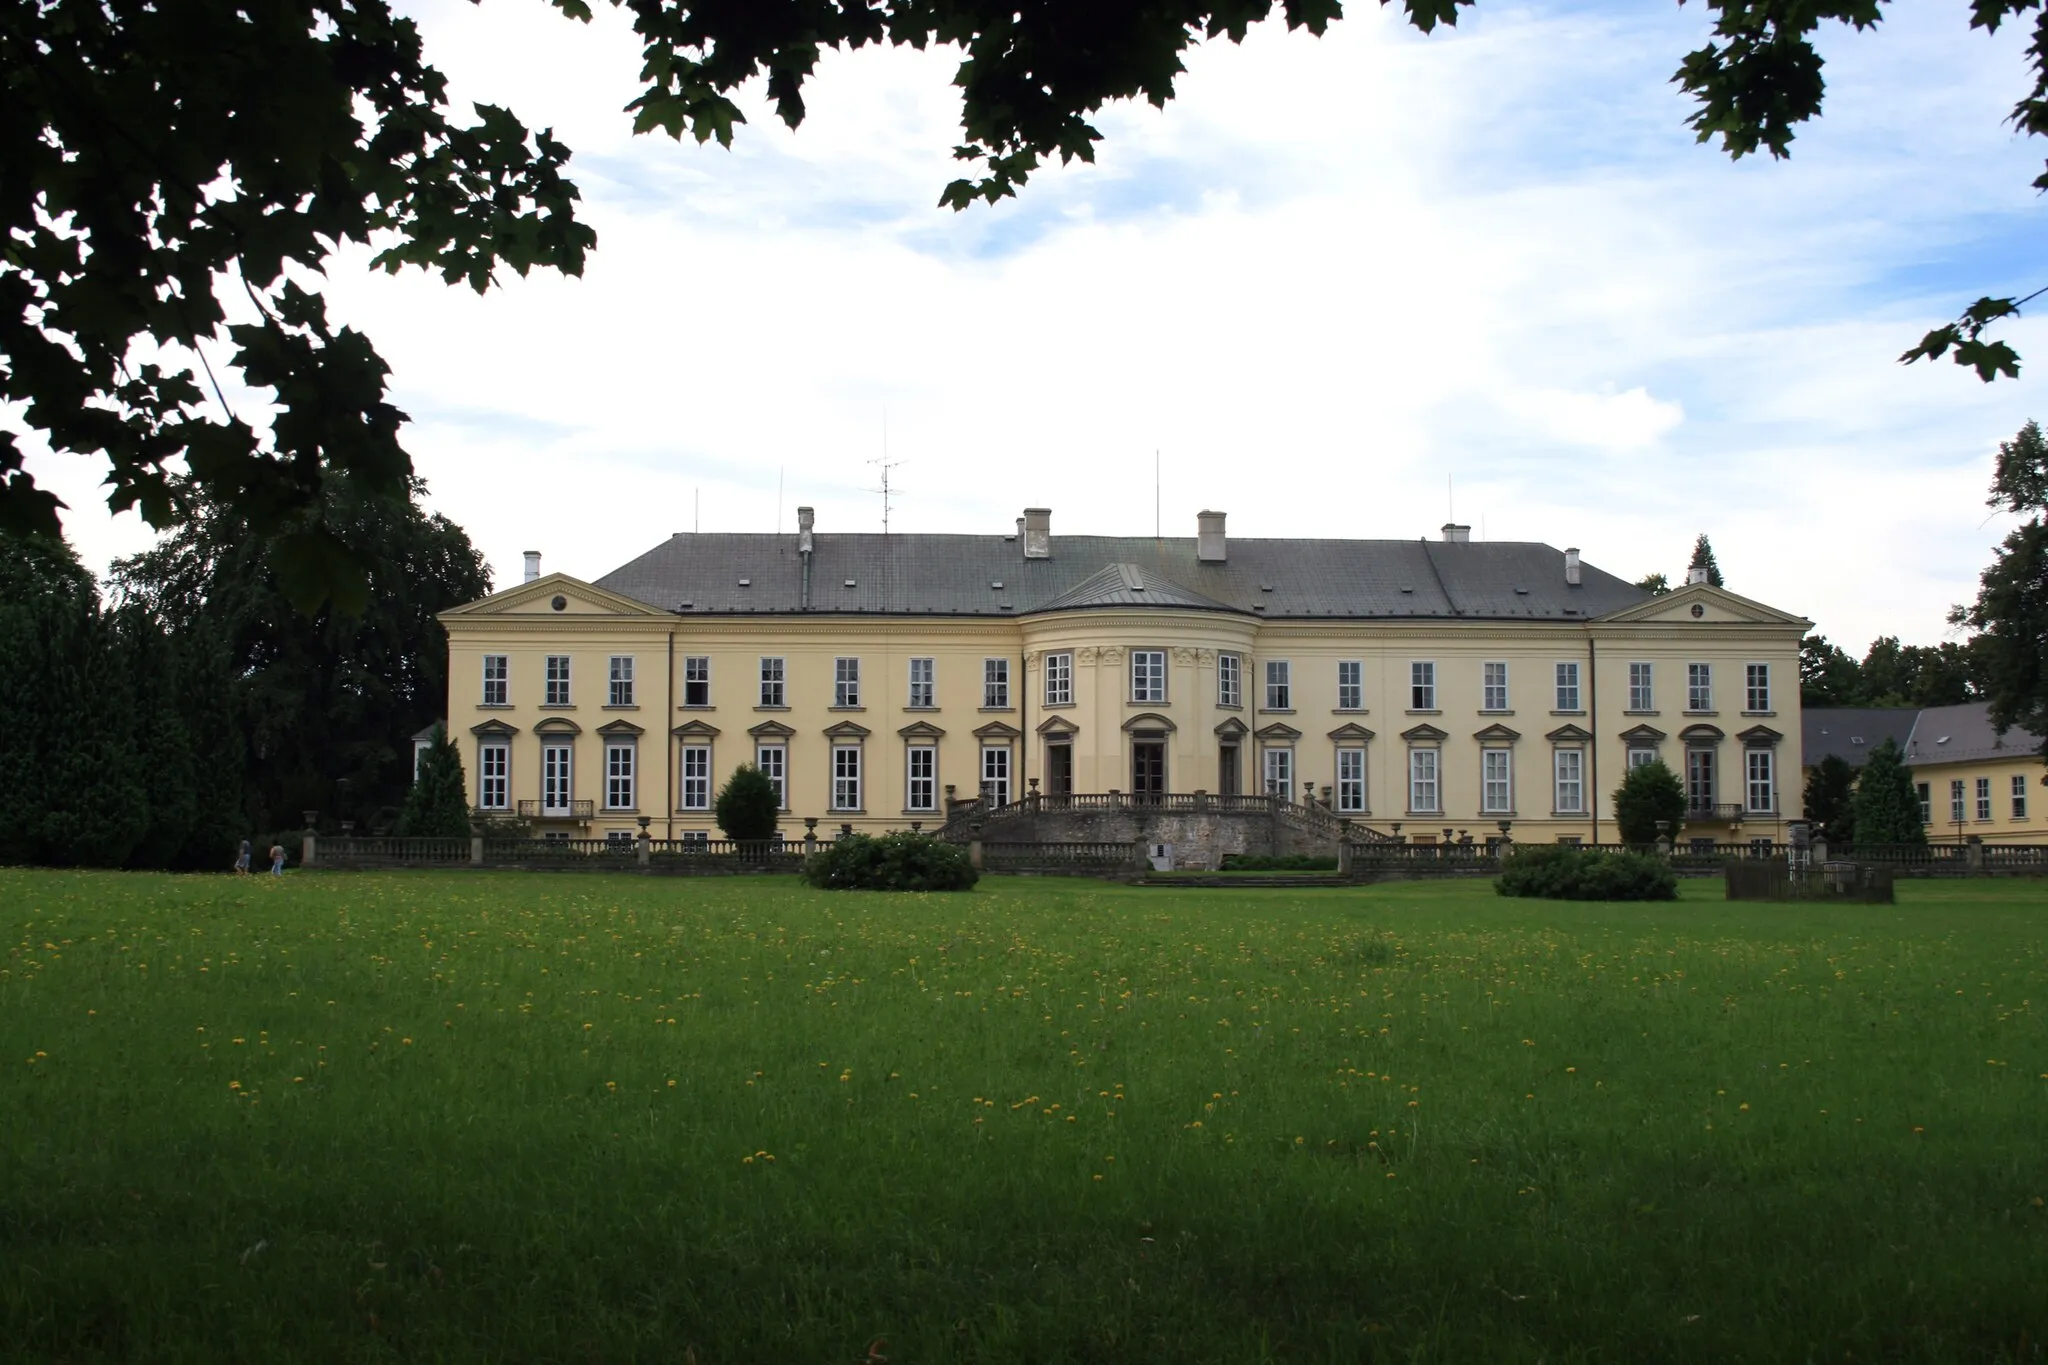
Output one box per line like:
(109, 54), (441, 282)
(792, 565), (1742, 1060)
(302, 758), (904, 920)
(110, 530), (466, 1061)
(594, 532), (1646, 621)
(1904, 702), (2046, 765)
(1801, 707), (1919, 767)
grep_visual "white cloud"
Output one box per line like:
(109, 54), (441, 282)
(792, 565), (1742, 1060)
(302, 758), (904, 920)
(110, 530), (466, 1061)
(22, 0), (2046, 651)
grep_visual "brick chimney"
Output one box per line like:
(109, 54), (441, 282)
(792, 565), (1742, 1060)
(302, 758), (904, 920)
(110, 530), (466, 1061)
(1197, 510), (1227, 562)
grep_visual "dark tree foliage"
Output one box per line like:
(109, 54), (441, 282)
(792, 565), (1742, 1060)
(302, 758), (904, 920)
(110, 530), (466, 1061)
(1495, 845), (1676, 901)
(1799, 634), (1862, 708)
(1612, 760), (1686, 847)
(714, 765), (782, 843)
(804, 832), (978, 891)
(396, 723), (473, 838)
(1955, 419), (2048, 758)
(10, 0), (2043, 609)
(1635, 572), (1671, 596)
(108, 477), (491, 836)
(1855, 636), (1983, 708)
(1849, 739), (1927, 846)
(113, 606), (246, 868)
(1687, 534), (1725, 589)
(1801, 755), (1858, 844)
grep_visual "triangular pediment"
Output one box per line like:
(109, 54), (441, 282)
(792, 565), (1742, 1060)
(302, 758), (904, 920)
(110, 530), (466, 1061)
(439, 572), (668, 620)
(898, 720), (947, 740)
(1473, 722), (1522, 744)
(1037, 714), (1080, 736)
(823, 719), (872, 739)
(1738, 724), (1783, 746)
(671, 719), (722, 739)
(1213, 716), (1249, 738)
(1619, 723), (1666, 743)
(1255, 721), (1303, 741)
(1401, 723), (1448, 743)
(597, 718), (645, 737)
(1596, 582), (1811, 628)
(470, 718), (520, 737)
(1545, 723), (1592, 743)
(973, 720), (1022, 740)
(748, 719), (796, 739)
(1327, 722), (1376, 742)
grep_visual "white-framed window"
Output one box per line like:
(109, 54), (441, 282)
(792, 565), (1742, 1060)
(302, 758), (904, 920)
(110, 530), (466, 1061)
(1950, 778), (1966, 823)
(1131, 649), (1167, 704)
(2013, 774), (2030, 820)
(1688, 663), (1712, 712)
(1628, 662), (1653, 712)
(1262, 746), (1293, 798)
(1627, 746), (1658, 771)
(834, 657), (861, 708)
(1482, 661), (1508, 713)
(1265, 659), (1291, 710)
(907, 745), (936, 811)
(1686, 749), (1715, 812)
(1408, 748), (1440, 813)
(1336, 748), (1366, 813)
(679, 745), (710, 810)
(542, 744), (573, 815)
(756, 744), (786, 809)
(1481, 748), (1513, 814)
(981, 745), (1011, 806)
(1554, 748), (1585, 813)
(479, 742), (509, 810)
(1337, 660), (1363, 711)
(1554, 661), (1581, 712)
(1218, 653), (1242, 708)
(606, 830), (636, 849)
(607, 655), (635, 707)
(414, 737), (432, 782)
(604, 742), (636, 810)
(1044, 652), (1072, 706)
(1410, 661), (1436, 710)
(759, 657), (785, 707)
(831, 745), (862, 810)
(984, 658), (1010, 709)
(1745, 663), (1771, 712)
(1917, 782), (1932, 824)
(1976, 776), (1992, 821)
(1745, 749), (1775, 814)
(545, 655), (572, 706)
(680, 830), (710, 847)
(682, 656), (710, 707)
(482, 654), (508, 706)
(908, 657), (935, 709)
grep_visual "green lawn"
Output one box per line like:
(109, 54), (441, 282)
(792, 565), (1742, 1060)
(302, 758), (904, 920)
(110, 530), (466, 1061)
(3, 870), (2044, 1363)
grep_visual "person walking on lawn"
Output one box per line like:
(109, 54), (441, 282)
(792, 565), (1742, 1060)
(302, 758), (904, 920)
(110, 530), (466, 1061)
(269, 843), (286, 876)
(234, 839), (252, 874)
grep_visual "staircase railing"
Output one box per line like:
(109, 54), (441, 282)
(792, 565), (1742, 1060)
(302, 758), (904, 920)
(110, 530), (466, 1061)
(939, 791), (1397, 843)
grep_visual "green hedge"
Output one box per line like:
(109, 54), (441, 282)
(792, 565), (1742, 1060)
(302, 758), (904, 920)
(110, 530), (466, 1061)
(802, 832), (979, 891)
(1495, 844), (1677, 902)
(1218, 853), (1339, 871)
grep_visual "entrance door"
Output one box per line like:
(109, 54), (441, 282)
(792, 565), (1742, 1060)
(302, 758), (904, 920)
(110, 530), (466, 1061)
(1131, 740), (1166, 800)
(1045, 742), (1073, 798)
(542, 744), (573, 816)
(1218, 744), (1240, 796)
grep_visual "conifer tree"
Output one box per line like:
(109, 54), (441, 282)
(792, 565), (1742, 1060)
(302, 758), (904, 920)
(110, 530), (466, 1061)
(1801, 755), (1858, 843)
(1613, 760), (1687, 845)
(395, 725), (473, 838)
(1849, 739), (1927, 846)
(715, 765), (781, 843)
(1687, 534), (1726, 587)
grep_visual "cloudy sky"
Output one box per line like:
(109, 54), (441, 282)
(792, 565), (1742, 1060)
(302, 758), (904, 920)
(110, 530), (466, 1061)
(28, 0), (2048, 649)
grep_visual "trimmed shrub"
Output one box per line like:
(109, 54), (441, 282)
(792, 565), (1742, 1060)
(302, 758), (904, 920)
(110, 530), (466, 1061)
(715, 765), (781, 842)
(395, 724), (473, 838)
(1218, 853), (1339, 871)
(803, 831), (978, 891)
(1495, 844), (1677, 901)
(1613, 760), (1686, 846)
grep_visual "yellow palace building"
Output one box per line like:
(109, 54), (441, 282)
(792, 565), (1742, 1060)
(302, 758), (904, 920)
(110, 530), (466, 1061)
(436, 507), (1811, 845)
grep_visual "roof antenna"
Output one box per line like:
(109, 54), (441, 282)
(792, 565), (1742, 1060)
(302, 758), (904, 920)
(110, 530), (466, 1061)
(869, 411), (904, 535)
(1447, 473), (1454, 525)
(776, 466), (784, 534)
(694, 487), (699, 534)
(1154, 448), (1161, 539)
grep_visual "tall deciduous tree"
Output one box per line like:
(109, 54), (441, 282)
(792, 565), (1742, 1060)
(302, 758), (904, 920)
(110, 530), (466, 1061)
(1954, 420), (2048, 759)
(1800, 635), (1863, 708)
(11, 0), (2048, 613)
(1849, 739), (1927, 846)
(109, 477), (491, 835)
(1635, 572), (1671, 597)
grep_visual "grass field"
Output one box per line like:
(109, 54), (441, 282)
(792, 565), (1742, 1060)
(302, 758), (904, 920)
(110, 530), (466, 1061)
(3, 870), (2044, 1363)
